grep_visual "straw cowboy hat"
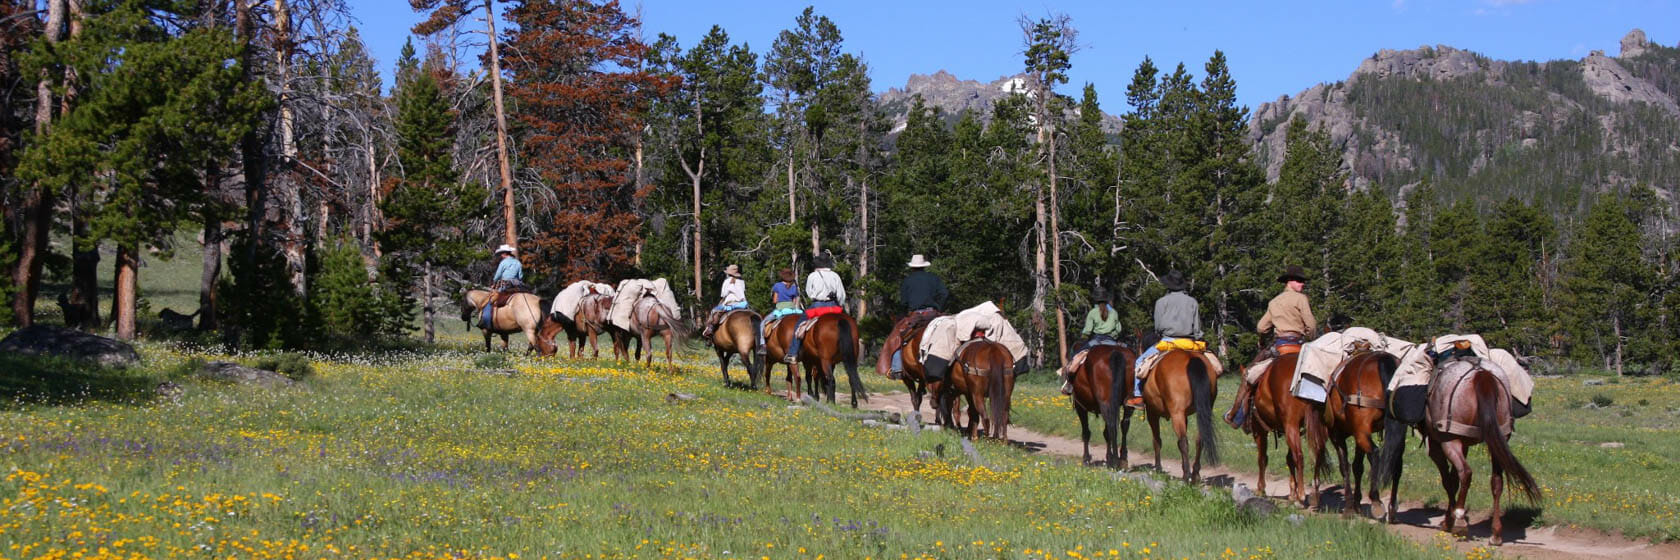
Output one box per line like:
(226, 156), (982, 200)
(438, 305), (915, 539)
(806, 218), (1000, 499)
(494, 244), (517, 256)
(1276, 265), (1307, 284)
(907, 254), (932, 268)
(724, 264), (741, 277)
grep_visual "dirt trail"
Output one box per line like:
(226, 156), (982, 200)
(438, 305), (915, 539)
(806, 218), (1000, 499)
(855, 391), (1679, 560)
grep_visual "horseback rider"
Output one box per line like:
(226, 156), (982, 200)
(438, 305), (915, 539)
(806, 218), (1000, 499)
(772, 267), (801, 312)
(701, 264), (749, 338)
(1130, 270), (1203, 408)
(1058, 286), (1121, 395)
(1226, 265), (1316, 429)
(784, 253), (845, 363)
(889, 254), (948, 377)
(482, 244), (524, 328)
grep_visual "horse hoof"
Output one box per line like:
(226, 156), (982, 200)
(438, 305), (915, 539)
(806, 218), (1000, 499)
(1489, 536), (1503, 547)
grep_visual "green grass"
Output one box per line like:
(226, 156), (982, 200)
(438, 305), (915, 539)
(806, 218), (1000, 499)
(0, 345), (1469, 560)
(1006, 370), (1680, 542)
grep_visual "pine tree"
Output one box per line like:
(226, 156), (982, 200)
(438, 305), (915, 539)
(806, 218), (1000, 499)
(1268, 117), (1346, 319)
(1060, 83), (1117, 299)
(1390, 184), (1445, 340)
(1194, 52), (1267, 359)
(1562, 194), (1656, 375)
(1329, 189), (1402, 327)
(1468, 198), (1555, 355)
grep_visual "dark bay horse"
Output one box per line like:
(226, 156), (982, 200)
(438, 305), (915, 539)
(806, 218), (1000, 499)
(1422, 361), (1542, 545)
(1067, 344), (1138, 468)
(875, 313), (942, 417)
(1139, 350), (1220, 481)
(710, 310), (763, 389)
(929, 339), (1015, 440)
(1316, 351), (1402, 519)
(762, 315), (802, 400)
(797, 312), (865, 408)
(1245, 351), (1326, 506)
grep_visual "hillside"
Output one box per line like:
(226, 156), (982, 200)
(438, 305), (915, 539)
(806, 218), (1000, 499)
(1248, 29), (1680, 212)
(878, 70), (1124, 136)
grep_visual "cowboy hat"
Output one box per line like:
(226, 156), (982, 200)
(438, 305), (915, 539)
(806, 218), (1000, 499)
(907, 254), (932, 268)
(812, 253), (833, 269)
(1161, 270), (1187, 291)
(1092, 286), (1111, 303)
(1277, 265), (1307, 284)
(494, 244), (517, 256)
(724, 264), (741, 277)
(778, 267), (795, 282)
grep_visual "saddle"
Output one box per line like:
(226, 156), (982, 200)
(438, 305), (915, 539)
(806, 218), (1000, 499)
(491, 282), (531, 307)
(1325, 351), (1385, 410)
(894, 309), (942, 342)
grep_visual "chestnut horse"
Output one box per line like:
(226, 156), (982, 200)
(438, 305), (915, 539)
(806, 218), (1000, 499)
(762, 315), (803, 400)
(1422, 361), (1542, 545)
(461, 290), (554, 355)
(621, 297), (688, 368)
(1139, 350), (1220, 481)
(874, 313), (942, 417)
(1067, 344), (1138, 468)
(1245, 352), (1327, 506)
(1316, 351), (1403, 519)
(710, 310), (763, 389)
(539, 293), (626, 360)
(928, 339), (1015, 440)
(797, 312), (865, 408)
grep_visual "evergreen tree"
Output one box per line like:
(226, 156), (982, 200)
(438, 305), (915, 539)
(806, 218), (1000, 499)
(1194, 51), (1267, 358)
(1329, 189), (1402, 327)
(1060, 83), (1117, 298)
(1390, 184), (1445, 340)
(1268, 117), (1345, 319)
(1430, 198), (1480, 331)
(309, 238), (409, 340)
(1562, 194), (1657, 374)
(1468, 198), (1555, 355)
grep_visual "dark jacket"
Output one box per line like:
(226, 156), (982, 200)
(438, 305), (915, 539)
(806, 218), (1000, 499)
(900, 270), (949, 312)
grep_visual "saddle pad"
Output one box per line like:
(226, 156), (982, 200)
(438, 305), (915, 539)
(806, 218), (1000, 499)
(805, 305), (844, 319)
(722, 309), (759, 323)
(1276, 344), (1301, 355)
(1137, 350), (1222, 381)
(794, 315), (822, 339)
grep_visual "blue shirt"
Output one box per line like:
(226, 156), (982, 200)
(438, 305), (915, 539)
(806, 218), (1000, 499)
(772, 282), (799, 303)
(493, 256), (523, 283)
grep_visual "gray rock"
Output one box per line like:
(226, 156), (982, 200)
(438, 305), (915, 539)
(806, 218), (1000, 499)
(1584, 379), (1607, 386)
(861, 419), (884, 428)
(197, 361), (294, 387)
(0, 325), (141, 368)
(1112, 470), (1166, 492)
(1240, 497), (1278, 517)
(1621, 29), (1649, 59)
(1600, 441), (1624, 448)
(1285, 513), (1305, 526)
(1232, 482), (1257, 503)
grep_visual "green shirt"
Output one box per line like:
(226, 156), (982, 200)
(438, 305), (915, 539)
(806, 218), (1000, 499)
(1082, 305), (1121, 338)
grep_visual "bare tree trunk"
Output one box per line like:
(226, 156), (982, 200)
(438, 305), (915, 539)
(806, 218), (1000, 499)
(1048, 125), (1067, 365)
(113, 245), (138, 340)
(484, 0), (516, 248)
(679, 104), (705, 303)
(857, 174), (869, 320)
(423, 260), (435, 344)
(317, 198), (331, 242)
(1612, 314), (1623, 377)
(237, 0), (269, 282)
(199, 215), (221, 331)
(10, 0), (68, 327)
(366, 141), (381, 257)
(787, 154), (797, 268)
(274, 0), (305, 296)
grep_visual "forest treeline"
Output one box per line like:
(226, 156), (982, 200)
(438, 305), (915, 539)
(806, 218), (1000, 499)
(0, 2), (1674, 374)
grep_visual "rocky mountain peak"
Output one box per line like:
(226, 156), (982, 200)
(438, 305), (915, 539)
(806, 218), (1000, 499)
(1621, 28), (1649, 58)
(1352, 45), (1486, 82)
(878, 70), (1122, 135)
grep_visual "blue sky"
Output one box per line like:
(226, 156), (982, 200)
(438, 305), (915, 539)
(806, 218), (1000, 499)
(351, 0), (1676, 111)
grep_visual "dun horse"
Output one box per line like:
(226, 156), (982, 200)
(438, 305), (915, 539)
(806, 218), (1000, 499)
(1245, 352), (1326, 505)
(928, 340), (1015, 440)
(462, 290), (553, 355)
(1138, 350), (1220, 481)
(796, 313), (865, 408)
(709, 310), (763, 389)
(1067, 344), (1138, 468)
(875, 314), (942, 417)
(1421, 361), (1542, 545)
(622, 297), (687, 368)
(762, 316), (803, 400)
(1316, 351), (1403, 519)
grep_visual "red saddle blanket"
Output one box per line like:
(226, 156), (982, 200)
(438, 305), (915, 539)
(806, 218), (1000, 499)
(805, 306), (845, 319)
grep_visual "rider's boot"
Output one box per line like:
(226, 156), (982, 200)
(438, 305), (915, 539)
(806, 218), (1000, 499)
(1224, 381), (1253, 429)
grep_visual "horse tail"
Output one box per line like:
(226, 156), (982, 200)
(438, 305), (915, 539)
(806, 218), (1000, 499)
(657, 306), (690, 343)
(1306, 384), (1331, 480)
(1373, 413), (1410, 490)
(1475, 369), (1542, 504)
(987, 344), (1011, 439)
(1102, 348), (1124, 429)
(1187, 355), (1220, 466)
(838, 317), (865, 404)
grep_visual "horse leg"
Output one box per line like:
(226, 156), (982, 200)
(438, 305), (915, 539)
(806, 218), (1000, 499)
(1286, 420), (1306, 504)
(1334, 435), (1354, 516)
(825, 362), (838, 405)
(1446, 440), (1472, 537)
(483, 331), (492, 352)
(907, 378), (923, 416)
(1172, 412), (1192, 481)
(1147, 410), (1164, 473)
(1489, 442), (1506, 546)
(1426, 437), (1458, 534)
(501, 333), (510, 351)
(663, 331), (674, 370)
(967, 391), (983, 440)
(1254, 430), (1270, 498)
(1119, 407), (1133, 469)
(717, 349), (732, 387)
(1077, 407), (1093, 465)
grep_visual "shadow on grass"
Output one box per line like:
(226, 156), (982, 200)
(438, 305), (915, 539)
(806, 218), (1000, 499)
(0, 354), (162, 410)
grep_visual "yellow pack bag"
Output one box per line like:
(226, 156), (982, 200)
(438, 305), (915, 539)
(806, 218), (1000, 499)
(1155, 338), (1207, 352)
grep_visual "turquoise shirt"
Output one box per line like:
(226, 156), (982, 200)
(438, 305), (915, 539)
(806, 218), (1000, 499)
(493, 256), (523, 283)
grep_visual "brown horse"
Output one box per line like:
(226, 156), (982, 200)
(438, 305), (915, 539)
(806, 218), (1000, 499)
(1245, 351), (1326, 506)
(1139, 350), (1220, 481)
(622, 297), (687, 368)
(461, 289), (554, 355)
(710, 309), (763, 389)
(1316, 351), (1403, 519)
(875, 313), (941, 417)
(928, 339), (1015, 440)
(1068, 344), (1138, 468)
(762, 315), (803, 400)
(797, 312), (865, 408)
(1422, 361), (1542, 545)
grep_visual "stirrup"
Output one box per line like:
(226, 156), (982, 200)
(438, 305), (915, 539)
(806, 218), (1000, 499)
(1059, 381), (1073, 396)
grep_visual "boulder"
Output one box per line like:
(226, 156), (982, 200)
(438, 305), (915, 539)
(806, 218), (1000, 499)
(1620, 29), (1649, 59)
(0, 325), (140, 368)
(197, 361), (295, 387)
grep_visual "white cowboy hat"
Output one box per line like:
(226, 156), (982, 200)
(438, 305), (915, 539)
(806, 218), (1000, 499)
(907, 254), (931, 268)
(495, 244), (517, 256)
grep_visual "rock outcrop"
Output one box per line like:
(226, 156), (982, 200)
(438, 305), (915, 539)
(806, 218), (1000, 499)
(0, 325), (141, 368)
(196, 361), (295, 387)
